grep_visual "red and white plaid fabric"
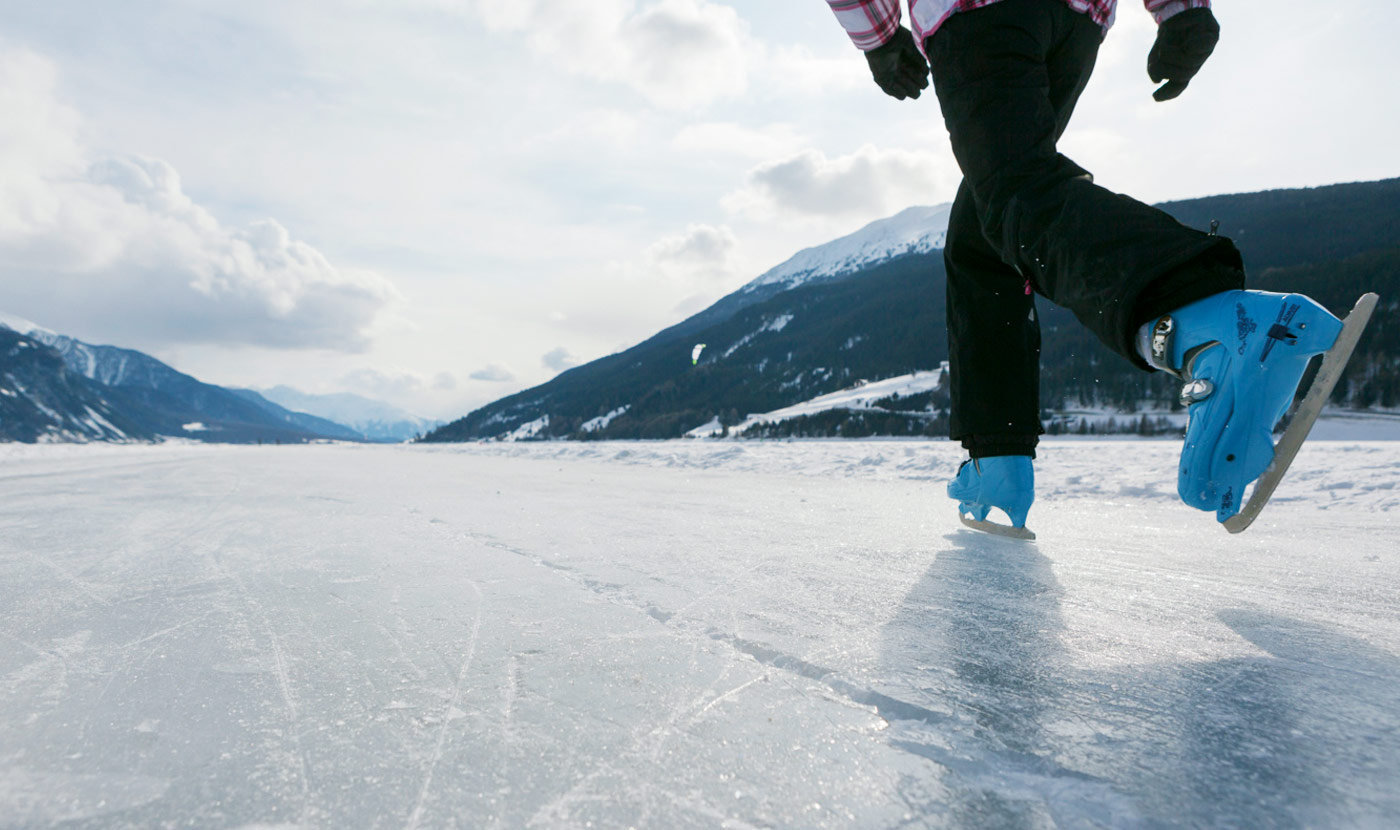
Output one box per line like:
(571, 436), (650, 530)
(826, 0), (1212, 51)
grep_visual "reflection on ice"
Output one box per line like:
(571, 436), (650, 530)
(880, 535), (1141, 827)
(877, 532), (1400, 827)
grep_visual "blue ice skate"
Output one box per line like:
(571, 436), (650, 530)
(1147, 290), (1344, 523)
(948, 456), (1035, 540)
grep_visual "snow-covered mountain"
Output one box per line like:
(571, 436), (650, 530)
(426, 204), (959, 444)
(30, 327), (213, 391)
(254, 386), (440, 443)
(0, 312), (52, 340)
(427, 177), (1400, 443)
(742, 204), (950, 293)
(0, 328), (151, 443)
(0, 314), (360, 443)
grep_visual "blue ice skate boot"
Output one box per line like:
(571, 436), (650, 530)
(1142, 290), (1344, 522)
(947, 456), (1034, 529)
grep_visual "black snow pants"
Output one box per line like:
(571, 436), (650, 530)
(925, 0), (1244, 458)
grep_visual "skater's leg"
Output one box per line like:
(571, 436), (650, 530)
(944, 0), (1093, 457)
(945, 181), (1042, 457)
(925, 0), (1241, 364)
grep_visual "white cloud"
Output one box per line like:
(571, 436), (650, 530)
(468, 0), (750, 109)
(760, 43), (867, 97)
(671, 292), (716, 318)
(0, 48), (398, 352)
(529, 108), (643, 152)
(339, 368), (437, 399)
(723, 144), (959, 221)
(621, 0), (748, 107)
(646, 223), (738, 284)
(562, 223), (740, 335)
(541, 346), (579, 372)
(469, 364), (516, 383)
(671, 122), (806, 160)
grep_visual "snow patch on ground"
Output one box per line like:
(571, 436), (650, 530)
(581, 406), (629, 433)
(503, 415), (549, 441)
(732, 370), (945, 433)
(413, 436), (1400, 514)
(722, 313), (797, 359)
(685, 416), (724, 438)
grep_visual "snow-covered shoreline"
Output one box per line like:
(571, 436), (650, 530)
(7, 433), (1396, 515)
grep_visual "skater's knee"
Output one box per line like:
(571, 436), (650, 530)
(944, 226), (1010, 274)
(972, 153), (1090, 223)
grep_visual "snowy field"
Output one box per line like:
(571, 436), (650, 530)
(2, 438), (1399, 828)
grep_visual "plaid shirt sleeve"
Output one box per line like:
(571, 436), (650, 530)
(1143, 0), (1211, 24)
(825, 0), (903, 51)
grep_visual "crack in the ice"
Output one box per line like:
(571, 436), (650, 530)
(421, 512), (1129, 813)
(433, 520), (961, 731)
(34, 554), (112, 607)
(405, 578), (483, 830)
(115, 611), (214, 652)
(706, 630), (954, 728)
(199, 485), (316, 829)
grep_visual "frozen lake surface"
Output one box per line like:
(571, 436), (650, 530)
(2, 439), (1398, 828)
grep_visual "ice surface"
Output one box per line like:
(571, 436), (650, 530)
(1, 439), (1398, 827)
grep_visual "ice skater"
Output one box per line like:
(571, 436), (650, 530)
(825, 0), (1376, 536)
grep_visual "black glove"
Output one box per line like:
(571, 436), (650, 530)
(1147, 8), (1220, 102)
(865, 27), (929, 101)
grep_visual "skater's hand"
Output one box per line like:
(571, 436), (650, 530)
(865, 27), (929, 101)
(1148, 8), (1219, 101)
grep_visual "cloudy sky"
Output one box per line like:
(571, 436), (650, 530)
(1, 1), (1395, 420)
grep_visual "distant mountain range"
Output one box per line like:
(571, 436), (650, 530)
(9, 177), (1395, 446)
(424, 177), (1400, 442)
(0, 314), (430, 444)
(251, 386), (439, 442)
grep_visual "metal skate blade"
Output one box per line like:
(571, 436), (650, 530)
(960, 515), (1037, 541)
(1223, 292), (1379, 534)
